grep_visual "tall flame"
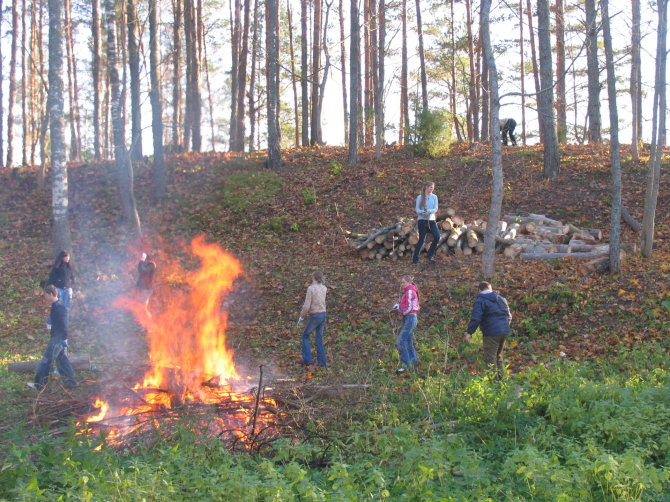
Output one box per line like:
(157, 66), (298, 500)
(114, 235), (243, 402)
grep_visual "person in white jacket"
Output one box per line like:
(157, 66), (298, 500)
(412, 181), (441, 264)
(298, 271), (328, 367)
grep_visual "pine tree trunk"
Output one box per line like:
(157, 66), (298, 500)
(287, 2), (299, 147)
(363, 0), (372, 146)
(311, 0), (322, 145)
(480, 0), (502, 279)
(450, 0), (462, 142)
(0, 0), (4, 169)
(21, 0), (27, 165)
(149, 0), (166, 199)
(6, 0), (18, 169)
(339, 0), (348, 144)
(631, 0), (641, 160)
(519, 0), (526, 145)
(526, 0), (543, 143)
(585, 0), (601, 143)
(600, 0), (622, 272)
(537, 0), (560, 177)
(300, 0), (309, 146)
(127, 0), (143, 160)
(641, 0), (667, 257)
(172, 0), (182, 152)
(266, 0), (281, 169)
(348, 0), (360, 164)
(399, 0), (408, 144)
(465, 0), (476, 142)
(374, 0), (385, 160)
(92, 0), (102, 159)
(105, 0), (141, 236)
(229, 0), (240, 150)
(233, 0), (250, 152)
(415, 0), (428, 112)
(248, 0), (259, 152)
(555, 0), (567, 143)
(48, 0), (71, 253)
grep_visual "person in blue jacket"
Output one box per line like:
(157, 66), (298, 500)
(412, 181), (440, 264)
(465, 281), (512, 377)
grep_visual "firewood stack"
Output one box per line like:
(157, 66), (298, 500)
(349, 212), (633, 265)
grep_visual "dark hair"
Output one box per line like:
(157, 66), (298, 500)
(44, 284), (58, 297)
(478, 281), (492, 291)
(53, 250), (70, 268)
(312, 270), (323, 283)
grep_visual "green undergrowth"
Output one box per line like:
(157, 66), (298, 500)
(2, 346), (669, 501)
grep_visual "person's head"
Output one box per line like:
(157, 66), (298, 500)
(54, 250), (70, 267)
(419, 181), (435, 210)
(44, 284), (59, 303)
(478, 281), (492, 292)
(312, 270), (324, 284)
(400, 275), (414, 289)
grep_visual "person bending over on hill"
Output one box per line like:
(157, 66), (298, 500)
(499, 118), (517, 146)
(298, 271), (328, 368)
(465, 281), (512, 379)
(412, 181), (441, 265)
(392, 275), (420, 374)
(28, 285), (77, 390)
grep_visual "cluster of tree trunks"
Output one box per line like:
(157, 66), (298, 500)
(349, 212), (633, 272)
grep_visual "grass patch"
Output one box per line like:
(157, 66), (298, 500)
(218, 170), (283, 212)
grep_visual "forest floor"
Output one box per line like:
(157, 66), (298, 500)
(0, 142), (669, 427)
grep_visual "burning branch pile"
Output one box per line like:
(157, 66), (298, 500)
(349, 212), (633, 268)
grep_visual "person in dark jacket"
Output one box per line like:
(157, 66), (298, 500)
(465, 281), (512, 377)
(47, 250), (75, 316)
(499, 118), (517, 146)
(136, 253), (156, 314)
(28, 285), (77, 390)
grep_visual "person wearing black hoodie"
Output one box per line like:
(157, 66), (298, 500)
(465, 281), (512, 377)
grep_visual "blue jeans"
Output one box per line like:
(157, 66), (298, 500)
(34, 337), (77, 388)
(396, 314), (418, 368)
(413, 220), (440, 262)
(301, 312), (327, 366)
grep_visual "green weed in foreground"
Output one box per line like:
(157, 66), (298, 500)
(2, 350), (670, 501)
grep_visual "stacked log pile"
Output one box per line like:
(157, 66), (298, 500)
(349, 212), (634, 268)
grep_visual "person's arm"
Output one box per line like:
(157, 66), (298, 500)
(415, 195), (424, 217)
(502, 296), (512, 323)
(300, 287), (313, 319)
(426, 194), (438, 217)
(466, 298), (484, 335)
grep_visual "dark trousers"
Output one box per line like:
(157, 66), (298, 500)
(34, 337), (77, 388)
(301, 313), (327, 366)
(413, 220), (441, 263)
(482, 334), (507, 377)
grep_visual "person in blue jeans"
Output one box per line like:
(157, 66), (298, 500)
(392, 275), (420, 374)
(298, 271), (328, 367)
(46, 250), (75, 329)
(412, 181), (440, 264)
(28, 285), (77, 390)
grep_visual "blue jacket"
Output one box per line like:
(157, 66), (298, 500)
(467, 291), (512, 337)
(49, 301), (69, 341)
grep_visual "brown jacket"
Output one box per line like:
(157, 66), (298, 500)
(300, 283), (327, 318)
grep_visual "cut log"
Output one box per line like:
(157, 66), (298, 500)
(8, 353), (92, 373)
(579, 250), (627, 273)
(408, 232), (420, 245)
(534, 228), (569, 244)
(621, 206), (642, 232)
(522, 222), (536, 233)
(528, 213), (564, 227)
(451, 216), (465, 226)
(463, 246), (473, 256)
(568, 224), (603, 241)
(374, 235), (386, 244)
(475, 242), (485, 253)
(353, 222), (401, 249)
(503, 244), (523, 258)
(440, 218), (454, 231)
(466, 228), (479, 248)
(519, 250), (609, 260)
(535, 224), (570, 235)
(570, 231), (597, 244)
(447, 226), (467, 247)
(500, 222), (520, 240)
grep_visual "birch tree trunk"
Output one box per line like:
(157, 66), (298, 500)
(601, 0), (622, 272)
(585, 0), (601, 143)
(480, 0), (502, 279)
(105, 0), (141, 236)
(348, 0), (360, 164)
(266, 0), (281, 169)
(149, 0), (166, 199)
(641, 0), (668, 257)
(537, 0), (560, 177)
(92, 0), (102, 159)
(48, 0), (71, 253)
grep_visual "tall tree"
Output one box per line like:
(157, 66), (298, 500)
(415, 0), (428, 112)
(631, 0), (642, 160)
(0, 0), (3, 169)
(105, 0), (141, 236)
(399, 0), (408, 144)
(248, 0), (259, 151)
(184, 0), (202, 151)
(127, 0), (143, 160)
(480, 0), (502, 279)
(554, 0), (567, 143)
(287, 1), (300, 147)
(21, 0), (27, 165)
(92, 0), (102, 159)
(465, 0), (476, 141)
(311, 0), (323, 144)
(519, 0), (526, 144)
(266, 0), (281, 168)
(349, 0), (360, 164)
(172, 0), (183, 151)
(300, 0), (309, 146)
(537, 0), (560, 177)
(338, 0), (348, 144)
(641, 0), (668, 257)
(149, 0), (166, 199)
(600, 0), (622, 272)
(48, 0), (71, 252)
(233, 0), (251, 151)
(64, 0), (81, 160)
(374, 0), (385, 160)
(6, 0), (18, 169)
(229, 0), (241, 150)
(479, 5), (489, 142)
(585, 0), (601, 143)
(526, 0), (543, 142)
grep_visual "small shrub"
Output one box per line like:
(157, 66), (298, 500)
(329, 159), (343, 176)
(408, 108), (453, 158)
(302, 188), (317, 206)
